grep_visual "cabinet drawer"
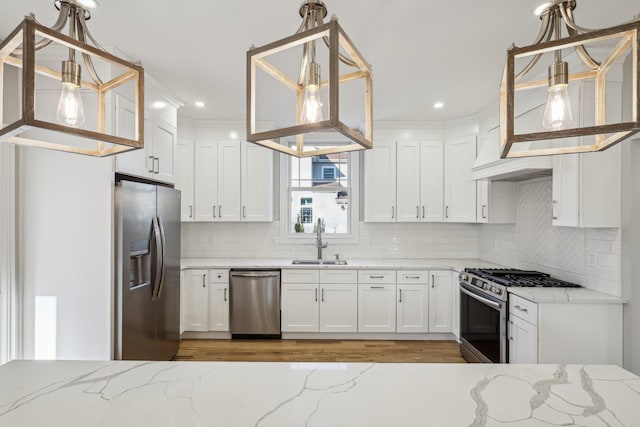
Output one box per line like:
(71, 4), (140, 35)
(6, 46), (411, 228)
(320, 270), (358, 284)
(358, 270), (395, 284)
(282, 269), (320, 284)
(396, 270), (428, 284)
(209, 269), (229, 283)
(509, 294), (538, 325)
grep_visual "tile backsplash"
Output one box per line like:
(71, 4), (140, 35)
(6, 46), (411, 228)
(181, 222), (479, 260)
(478, 178), (621, 296)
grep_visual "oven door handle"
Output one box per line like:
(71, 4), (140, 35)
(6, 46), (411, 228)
(460, 286), (502, 310)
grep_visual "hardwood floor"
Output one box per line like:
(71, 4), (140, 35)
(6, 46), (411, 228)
(175, 339), (466, 363)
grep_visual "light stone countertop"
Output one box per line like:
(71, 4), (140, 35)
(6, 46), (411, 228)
(508, 287), (628, 304)
(181, 257), (501, 272)
(0, 360), (638, 426)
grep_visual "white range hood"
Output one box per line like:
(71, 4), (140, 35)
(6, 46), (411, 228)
(472, 125), (552, 181)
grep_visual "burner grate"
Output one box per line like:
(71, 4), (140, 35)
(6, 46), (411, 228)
(464, 268), (580, 288)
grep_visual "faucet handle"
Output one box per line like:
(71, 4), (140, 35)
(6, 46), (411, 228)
(334, 253), (340, 260)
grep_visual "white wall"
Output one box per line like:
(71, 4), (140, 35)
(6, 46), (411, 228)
(182, 221), (478, 260)
(18, 146), (113, 360)
(478, 178), (621, 295)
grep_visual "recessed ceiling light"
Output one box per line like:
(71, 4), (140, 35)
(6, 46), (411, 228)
(151, 101), (166, 109)
(195, 101), (206, 108)
(533, 2), (553, 16)
(433, 102), (444, 109)
(229, 131), (238, 140)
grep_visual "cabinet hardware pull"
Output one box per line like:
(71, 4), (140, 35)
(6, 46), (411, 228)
(399, 288), (402, 303)
(552, 200), (558, 220)
(315, 288), (318, 302)
(224, 288), (227, 302)
(219, 205), (222, 218)
(514, 304), (528, 313)
(405, 275), (421, 279)
(445, 205), (449, 219)
(370, 275), (385, 279)
(391, 206), (395, 219)
(148, 155), (154, 173)
(422, 206), (425, 218)
(482, 205), (487, 219)
(321, 288), (325, 302)
(213, 205), (216, 218)
(370, 285), (384, 289)
(189, 205), (193, 218)
(416, 206), (419, 219)
(154, 157), (160, 174)
(431, 274), (435, 288)
(243, 206), (246, 218)
(202, 274), (206, 288)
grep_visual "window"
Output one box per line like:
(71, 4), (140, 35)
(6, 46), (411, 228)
(287, 148), (355, 238)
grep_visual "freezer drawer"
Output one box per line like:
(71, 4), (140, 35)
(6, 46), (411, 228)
(229, 270), (281, 336)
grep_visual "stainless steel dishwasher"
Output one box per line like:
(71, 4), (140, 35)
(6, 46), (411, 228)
(229, 270), (281, 337)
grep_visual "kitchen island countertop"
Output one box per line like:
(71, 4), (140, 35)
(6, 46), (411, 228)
(0, 360), (638, 426)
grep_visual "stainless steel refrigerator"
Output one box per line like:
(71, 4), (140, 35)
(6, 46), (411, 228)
(114, 179), (181, 360)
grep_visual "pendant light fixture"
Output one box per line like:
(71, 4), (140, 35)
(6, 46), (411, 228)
(500, 0), (640, 158)
(247, 0), (373, 158)
(0, 0), (144, 157)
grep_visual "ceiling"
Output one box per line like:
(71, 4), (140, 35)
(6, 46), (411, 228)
(1, 0), (638, 124)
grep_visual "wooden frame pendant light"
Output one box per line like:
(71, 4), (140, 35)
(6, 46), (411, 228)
(246, 0), (373, 158)
(500, 0), (640, 158)
(0, 0), (144, 157)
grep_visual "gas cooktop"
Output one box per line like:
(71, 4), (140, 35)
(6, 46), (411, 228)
(463, 268), (581, 288)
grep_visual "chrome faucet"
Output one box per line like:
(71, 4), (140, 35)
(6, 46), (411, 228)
(316, 218), (328, 260)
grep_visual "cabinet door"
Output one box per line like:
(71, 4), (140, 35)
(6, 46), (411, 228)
(151, 117), (177, 183)
(208, 283), (229, 331)
(176, 138), (194, 222)
(552, 154), (579, 227)
(509, 315), (538, 363)
(194, 140), (218, 221)
(476, 179), (489, 223)
(319, 284), (357, 332)
(114, 96), (151, 179)
(184, 270), (208, 332)
(421, 140), (444, 222)
(397, 284), (429, 333)
(364, 140), (396, 222)
(358, 284), (396, 332)
(217, 141), (242, 221)
(396, 141), (421, 222)
(281, 283), (319, 332)
(444, 136), (477, 222)
(428, 270), (453, 333)
(241, 141), (273, 222)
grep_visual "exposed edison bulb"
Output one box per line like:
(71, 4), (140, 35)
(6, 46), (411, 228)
(301, 85), (323, 124)
(543, 61), (572, 131)
(57, 83), (85, 127)
(57, 60), (85, 128)
(300, 61), (323, 124)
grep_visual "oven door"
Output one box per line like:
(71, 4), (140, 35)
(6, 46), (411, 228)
(459, 283), (507, 363)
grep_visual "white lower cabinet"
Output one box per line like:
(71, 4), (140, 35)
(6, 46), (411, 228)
(358, 284), (396, 332)
(208, 270), (229, 332)
(184, 269), (209, 332)
(428, 270), (454, 333)
(319, 284), (358, 332)
(508, 314), (538, 364)
(281, 283), (320, 332)
(396, 284), (429, 332)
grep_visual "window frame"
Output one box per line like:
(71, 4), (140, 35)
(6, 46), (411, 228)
(279, 150), (360, 244)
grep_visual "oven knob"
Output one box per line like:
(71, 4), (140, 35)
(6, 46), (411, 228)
(483, 282), (489, 290)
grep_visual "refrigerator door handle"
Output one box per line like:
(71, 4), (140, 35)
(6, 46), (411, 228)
(154, 217), (167, 301)
(151, 217), (163, 302)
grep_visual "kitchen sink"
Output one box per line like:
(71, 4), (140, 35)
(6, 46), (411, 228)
(292, 259), (348, 265)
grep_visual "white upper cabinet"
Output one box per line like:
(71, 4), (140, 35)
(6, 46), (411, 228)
(552, 145), (621, 228)
(396, 140), (444, 222)
(364, 140), (397, 222)
(176, 138), (194, 222)
(114, 80), (180, 184)
(444, 136), (477, 222)
(476, 180), (516, 224)
(216, 141), (242, 221)
(241, 141), (273, 222)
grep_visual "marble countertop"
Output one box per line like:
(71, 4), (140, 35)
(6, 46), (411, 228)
(1, 360), (639, 426)
(181, 257), (501, 272)
(508, 287), (628, 304)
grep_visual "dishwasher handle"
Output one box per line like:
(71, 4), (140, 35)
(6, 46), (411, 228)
(230, 272), (280, 279)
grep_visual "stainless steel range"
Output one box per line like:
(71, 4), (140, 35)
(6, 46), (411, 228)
(458, 268), (580, 363)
